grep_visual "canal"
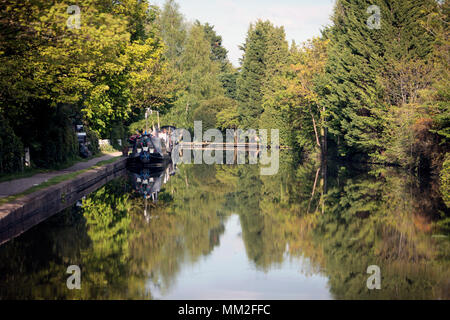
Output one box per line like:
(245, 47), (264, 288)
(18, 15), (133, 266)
(0, 153), (448, 299)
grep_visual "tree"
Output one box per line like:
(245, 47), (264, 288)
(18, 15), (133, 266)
(163, 23), (224, 129)
(323, 0), (440, 162)
(0, 114), (24, 173)
(322, 0), (387, 157)
(216, 102), (240, 131)
(0, 0), (167, 172)
(200, 21), (229, 71)
(259, 25), (291, 145)
(262, 38), (329, 153)
(441, 153), (450, 208)
(236, 20), (273, 129)
(219, 67), (239, 100)
(157, 0), (187, 68)
(369, 0), (445, 170)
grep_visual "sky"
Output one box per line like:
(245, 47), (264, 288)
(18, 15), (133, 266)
(152, 0), (336, 66)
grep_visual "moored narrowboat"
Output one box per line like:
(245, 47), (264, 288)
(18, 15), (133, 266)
(127, 133), (172, 167)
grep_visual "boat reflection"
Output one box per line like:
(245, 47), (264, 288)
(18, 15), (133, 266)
(129, 162), (177, 201)
(128, 162), (177, 223)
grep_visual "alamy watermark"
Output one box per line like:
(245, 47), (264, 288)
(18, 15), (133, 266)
(67, 265), (81, 290)
(171, 121), (280, 176)
(366, 265), (381, 290)
(367, 5), (381, 30)
(67, 5), (81, 30)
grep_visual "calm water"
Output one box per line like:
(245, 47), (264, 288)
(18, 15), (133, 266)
(0, 153), (449, 299)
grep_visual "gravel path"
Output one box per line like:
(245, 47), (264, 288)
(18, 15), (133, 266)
(0, 152), (122, 199)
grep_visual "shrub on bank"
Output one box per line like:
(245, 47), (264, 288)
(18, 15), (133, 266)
(440, 153), (450, 208)
(87, 129), (100, 155)
(0, 114), (24, 174)
(29, 105), (79, 169)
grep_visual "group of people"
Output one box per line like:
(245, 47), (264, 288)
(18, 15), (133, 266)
(128, 127), (173, 155)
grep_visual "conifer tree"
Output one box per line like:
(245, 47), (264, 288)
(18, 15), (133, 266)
(323, 0), (439, 158)
(199, 21), (229, 70)
(236, 20), (273, 128)
(322, 0), (387, 157)
(259, 25), (290, 144)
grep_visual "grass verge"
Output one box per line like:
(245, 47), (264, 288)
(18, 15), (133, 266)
(0, 156), (122, 206)
(0, 153), (106, 183)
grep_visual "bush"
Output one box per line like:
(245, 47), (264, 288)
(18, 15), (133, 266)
(100, 143), (119, 153)
(24, 104), (79, 169)
(108, 122), (128, 150)
(86, 129), (100, 155)
(0, 114), (24, 174)
(440, 153), (450, 208)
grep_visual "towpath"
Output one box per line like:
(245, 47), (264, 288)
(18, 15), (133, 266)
(0, 152), (122, 199)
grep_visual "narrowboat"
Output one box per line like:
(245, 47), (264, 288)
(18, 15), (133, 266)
(127, 108), (175, 167)
(127, 133), (172, 167)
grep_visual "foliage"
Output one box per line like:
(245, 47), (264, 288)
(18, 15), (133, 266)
(2, 0), (448, 177)
(216, 102), (240, 131)
(24, 104), (79, 169)
(258, 25), (291, 145)
(200, 21), (229, 71)
(0, 0), (166, 172)
(219, 68), (239, 100)
(441, 153), (450, 208)
(279, 38), (329, 153)
(0, 113), (24, 173)
(154, 5), (229, 131)
(236, 20), (273, 128)
(322, 0), (443, 165)
(86, 129), (100, 155)
(157, 0), (187, 67)
(194, 96), (236, 131)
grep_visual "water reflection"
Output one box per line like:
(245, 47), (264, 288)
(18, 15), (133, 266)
(129, 163), (177, 224)
(0, 154), (448, 300)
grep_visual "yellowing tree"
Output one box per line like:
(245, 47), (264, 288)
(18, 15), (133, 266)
(279, 37), (329, 155)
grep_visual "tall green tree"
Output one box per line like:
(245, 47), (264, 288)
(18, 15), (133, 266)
(259, 25), (290, 144)
(157, 0), (187, 68)
(164, 23), (224, 129)
(200, 21), (229, 70)
(236, 20), (273, 128)
(270, 38), (329, 153)
(322, 0), (387, 157)
(323, 0), (439, 160)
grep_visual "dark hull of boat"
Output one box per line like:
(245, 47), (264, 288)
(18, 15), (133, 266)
(127, 153), (172, 168)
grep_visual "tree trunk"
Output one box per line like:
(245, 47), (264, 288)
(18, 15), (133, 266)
(307, 167), (321, 213)
(311, 112), (321, 148)
(321, 105), (328, 160)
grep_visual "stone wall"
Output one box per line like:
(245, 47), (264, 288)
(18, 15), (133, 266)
(0, 158), (127, 245)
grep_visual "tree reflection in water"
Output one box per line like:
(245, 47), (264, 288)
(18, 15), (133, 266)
(0, 153), (448, 299)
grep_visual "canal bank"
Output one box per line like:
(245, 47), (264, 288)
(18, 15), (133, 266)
(0, 152), (123, 199)
(0, 156), (128, 245)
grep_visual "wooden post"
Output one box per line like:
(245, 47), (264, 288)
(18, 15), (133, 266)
(157, 111), (160, 130)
